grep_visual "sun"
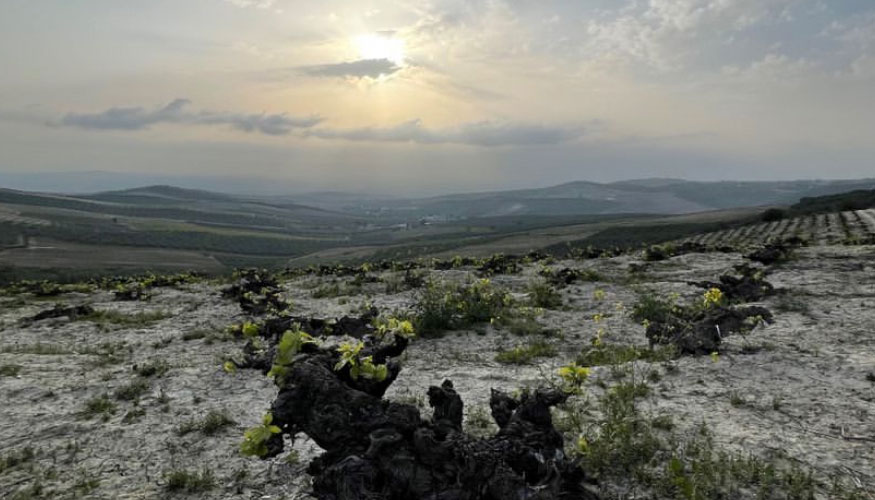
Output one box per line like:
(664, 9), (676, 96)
(354, 34), (405, 66)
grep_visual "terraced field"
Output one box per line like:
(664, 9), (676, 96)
(679, 209), (875, 247)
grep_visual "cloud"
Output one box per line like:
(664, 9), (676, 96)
(721, 53), (817, 82)
(305, 119), (584, 147)
(60, 99), (190, 131)
(826, 11), (875, 78)
(52, 100), (581, 146)
(59, 99), (322, 135)
(299, 59), (402, 79)
(847, 54), (875, 79)
(831, 11), (875, 49)
(194, 111), (321, 135)
(582, 0), (801, 71)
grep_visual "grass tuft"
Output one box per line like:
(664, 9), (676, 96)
(176, 410), (236, 436)
(495, 340), (557, 365)
(0, 447), (36, 474)
(413, 279), (513, 337)
(578, 344), (677, 367)
(0, 364), (22, 377)
(113, 379), (151, 401)
(164, 468), (216, 493)
(527, 280), (563, 309)
(134, 359), (171, 378)
(82, 395), (117, 421)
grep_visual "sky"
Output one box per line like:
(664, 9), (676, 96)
(0, 0), (874, 195)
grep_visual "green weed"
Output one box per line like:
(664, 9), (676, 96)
(164, 468), (216, 493)
(113, 379), (150, 401)
(0, 364), (22, 376)
(527, 280), (563, 309)
(134, 359), (170, 377)
(578, 344), (677, 367)
(176, 410), (236, 436)
(0, 447), (36, 474)
(413, 279), (513, 337)
(82, 395), (117, 421)
(495, 340), (557, 365)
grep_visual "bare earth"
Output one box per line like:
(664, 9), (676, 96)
(1, 244), (874, 498)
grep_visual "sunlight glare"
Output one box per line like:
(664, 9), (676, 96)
(355, 34), (405, 66)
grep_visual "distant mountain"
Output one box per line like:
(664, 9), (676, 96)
(607, 178), (688, 188)
(616, 179), (875, 210)
(267, 191), (400, 212)
(336, 178), (875, 218)
(0, 185), (359, 230)
(81, 185), (347, 219)
(0, 171), (302, 196)
(82, 185), (237, 204)
(364, 181), (706, 217)
(3, 176), (874, 220)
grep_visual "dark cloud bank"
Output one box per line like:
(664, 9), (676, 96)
(59, 99), (322, 135)
(299, 58), (402, 79)
(56, 100), (583, 147)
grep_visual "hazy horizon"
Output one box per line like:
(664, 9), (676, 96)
(2, 1), (874, 194)
(1, 169), (874, 198)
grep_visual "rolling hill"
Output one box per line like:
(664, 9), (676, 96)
(2, 178), (875, 280)
(334, 178), (875, 218)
